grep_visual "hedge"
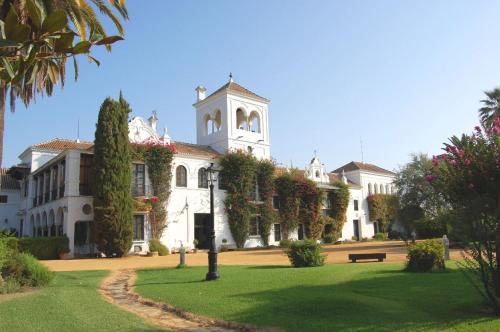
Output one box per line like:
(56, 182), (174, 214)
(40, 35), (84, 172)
(16, 237), (70, 260)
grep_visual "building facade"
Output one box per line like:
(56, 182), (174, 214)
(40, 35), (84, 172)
(3, 78), (396, 257)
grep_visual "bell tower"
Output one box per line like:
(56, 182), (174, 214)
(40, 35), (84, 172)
(193, 75), (271, 160)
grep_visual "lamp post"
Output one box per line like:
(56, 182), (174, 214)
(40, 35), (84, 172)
(205, 162), (220, 281)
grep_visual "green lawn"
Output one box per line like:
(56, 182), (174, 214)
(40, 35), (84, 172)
(0, 271), (163, 332)
(135, 262), (500, 331)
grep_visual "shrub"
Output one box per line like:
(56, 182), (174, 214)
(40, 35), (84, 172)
(285, 240), (326, 268)
(406, 240), (445, 272)
(322, 233), (335, 244)
(0, 277), (21, 294)
(279, 239), (292, 248)
(388, 229), (404, 240)
(2, 252), (53, 287)
(373, 232), (387, 241)
(149, 239), (169, 256)
(17, 236), (70, 260)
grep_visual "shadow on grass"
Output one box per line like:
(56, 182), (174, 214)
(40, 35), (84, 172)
(246, 265), (291, 270)
(223, 269), (498, 331)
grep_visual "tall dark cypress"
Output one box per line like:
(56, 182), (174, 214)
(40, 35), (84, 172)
(92, 93), (133, 257)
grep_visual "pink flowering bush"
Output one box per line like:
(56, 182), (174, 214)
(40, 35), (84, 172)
(429, 117), (500, 313)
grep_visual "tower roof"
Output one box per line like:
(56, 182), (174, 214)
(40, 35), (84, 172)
(203, 80), (269, 103)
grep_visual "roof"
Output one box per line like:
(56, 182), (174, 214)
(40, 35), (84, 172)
(31, 138), (94, 151)
(274, 167), (359, 188)
(203, 81), (269, 103)
(0, 168), (20, 190)
(173, 142), (220, 158)
(332, 161), (395, 176)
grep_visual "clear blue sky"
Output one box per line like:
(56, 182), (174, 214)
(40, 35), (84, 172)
(4, 1), (500, 171)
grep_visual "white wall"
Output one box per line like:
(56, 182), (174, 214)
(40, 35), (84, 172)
(0, 189), (21, 233)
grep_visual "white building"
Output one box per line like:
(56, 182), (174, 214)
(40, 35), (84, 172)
(4, 77), (396, 257)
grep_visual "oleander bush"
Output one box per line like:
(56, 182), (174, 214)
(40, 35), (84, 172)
(286, 240), (326, 268)
(16, 236), (70, 260)
(279, 239), (292, 248)
(149, 239), (169, 256)
(406, 239), (445, 272)
(322, 233), (335, 244)
(1, 252), (53, 287)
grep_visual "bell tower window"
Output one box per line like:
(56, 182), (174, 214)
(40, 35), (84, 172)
(236, 108), (247, 130)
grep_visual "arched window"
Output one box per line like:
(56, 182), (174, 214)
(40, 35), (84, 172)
(198, 168), (208, 188)
(176, 165), (187, 187)
(42, 211), (48, 237)
(315, 170), (320, 178)
(248, 111), (260, 133)
(386, 184), (390, 194)
(374, 184), (378, 194)
(204, 114), (211, 135)
(49, 210), (56, 237)
(56, 208), (64, 236)
(213, 110), (221, 132)
(236, 108), (247, 130)
(247, 146), (253, 154)
(368, 183), (373, 195)
(30, 215), (35, 237)
(380, 184), (384, 194)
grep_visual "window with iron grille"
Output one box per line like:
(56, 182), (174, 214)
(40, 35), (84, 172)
(132, 163), (146, 196)
(133, 215), (145, 241)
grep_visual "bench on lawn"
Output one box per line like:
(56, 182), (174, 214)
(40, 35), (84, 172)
(348, 253), (386, 263)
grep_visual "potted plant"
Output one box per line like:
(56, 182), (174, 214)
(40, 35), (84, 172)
(220, 238), (229, 252)
(192, 239), (199, 253)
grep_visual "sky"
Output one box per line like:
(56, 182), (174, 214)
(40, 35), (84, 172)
(4, 1), (500, 172)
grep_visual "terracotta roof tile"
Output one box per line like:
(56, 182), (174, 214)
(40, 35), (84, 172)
(0, 168), (20, 190)
(204, 81), (269, 102)
(332, 161), (395, 176)
(174, 142), (220, 158)
(32, 138), (93, 151)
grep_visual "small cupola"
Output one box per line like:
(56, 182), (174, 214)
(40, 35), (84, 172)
(195, 85), (207, 102)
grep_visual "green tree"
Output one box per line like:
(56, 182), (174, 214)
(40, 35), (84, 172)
(479, 88), (500, 131)
(395, 153), (449, 237)
(0, 0), (128, 166)
(92, 93), (133, 257)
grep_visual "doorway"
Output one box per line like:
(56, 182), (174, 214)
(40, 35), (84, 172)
(194, 213), (211, 249)
(353, 220), (360, 241)
(298, 223), (305, 240)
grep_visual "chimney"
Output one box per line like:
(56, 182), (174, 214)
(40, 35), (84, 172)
(148, 111), (158, 133)
(195, 85), (206, 102)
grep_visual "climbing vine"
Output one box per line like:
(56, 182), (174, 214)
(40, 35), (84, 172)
(328, 180), (350, 240)
(219, 150), (258, 248)
(131, 142), (176, 239)
(367, 194), (398, 232)
(297, 179), (324, 240)
(256, 159), (277, 245)
(274, 173), (300, 240)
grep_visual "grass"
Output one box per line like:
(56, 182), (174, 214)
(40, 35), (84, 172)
(0, 270), (163, 332)
(135, 262), (500, 331)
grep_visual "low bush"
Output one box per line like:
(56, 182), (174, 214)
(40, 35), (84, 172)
(149, 239), (169, 256)
(279, 239), (292, 248)
(406, 240), (445, 272)
(2, 252), (53, 287)
(388, 229), (404, 240)
(285, 240), (325, 268)
(373, 232), (387, 241)
(0, 276), (21, 294)
(322, 233), (335, 244)
(16, 236), (70, 260)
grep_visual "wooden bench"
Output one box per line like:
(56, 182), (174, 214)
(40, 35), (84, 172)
(348, 253), (386, 263)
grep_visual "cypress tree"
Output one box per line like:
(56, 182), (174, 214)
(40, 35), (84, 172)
(92, 93), (133, 257)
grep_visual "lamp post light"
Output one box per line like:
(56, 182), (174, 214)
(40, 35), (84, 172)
(205, 162), (220, 281)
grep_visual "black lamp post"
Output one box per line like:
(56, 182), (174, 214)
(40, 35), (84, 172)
(205, 162), (220, 281)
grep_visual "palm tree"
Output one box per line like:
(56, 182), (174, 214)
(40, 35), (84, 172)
(479, 88), (500, 130)
(0, 0), (129, 166)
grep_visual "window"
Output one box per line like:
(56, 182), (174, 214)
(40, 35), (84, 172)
(272, 196), (280, 210)
(218, 174), (227, 190)
(0, 195), (7, 203)
(368, 183), (373, 195)
(249, 215), (260, 236)
(236, 108), (247, 130)
(249, 111), (260, 133)
(380, 184), (384, 194)
(44, 172), (50, 202)
(323, 196), (331, 209)
(132, 163), (146, 196)
(274, 223), (281, 242)
(59, 161), (65, 198)
(354, 199), (359, 211)
(176, 165), (187, 187)
(247, 146), (253, 154)
(79, 154), (93, 196)
(374, 184), (378, 194)
(198, 168), (208, 188)
(251, 180), (260, 202)
(51, 166), (58, 200)
(133, 215), (145, 241)
(315, 170), (320, 178)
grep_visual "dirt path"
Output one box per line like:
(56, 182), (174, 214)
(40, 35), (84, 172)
(44, 241), (463, 272)
(99, 269), (277, 332)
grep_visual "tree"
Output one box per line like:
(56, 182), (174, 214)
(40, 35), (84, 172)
(429, 118), (500, 314)
(92, 93), (133, 257)
(0, 0), (128, 166)
(479, 88), (500, 131)
(395, 153), (449, 237)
